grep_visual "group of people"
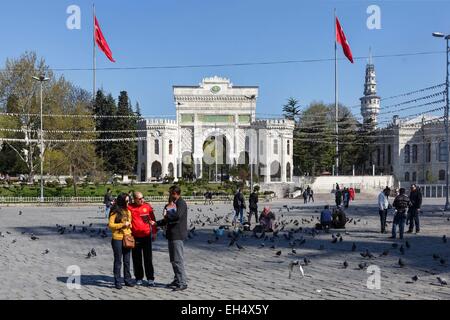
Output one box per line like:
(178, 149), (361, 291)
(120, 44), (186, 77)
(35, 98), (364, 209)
(302, 186), (315, 204)
(318, 205), (347, 231)
(106, 186), (189, 291)
(335, 184), (355, 208)
(378, 184), (422, 239)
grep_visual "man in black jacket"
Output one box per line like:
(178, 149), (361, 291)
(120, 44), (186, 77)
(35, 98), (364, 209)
(156, 185), (188, 291)
(248, 188), (259, 225)
(391, 188), (410, 240)
(407, 184), (422, 234)
(233, 189), (246, 225)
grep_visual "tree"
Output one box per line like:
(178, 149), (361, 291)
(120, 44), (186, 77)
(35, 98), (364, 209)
(282, 97), (301, 121)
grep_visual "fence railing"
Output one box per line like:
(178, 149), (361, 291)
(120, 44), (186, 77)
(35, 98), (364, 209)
(416, 185), (448, 198)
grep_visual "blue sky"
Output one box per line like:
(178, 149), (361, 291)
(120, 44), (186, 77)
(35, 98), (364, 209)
(1, 0), (449, 120)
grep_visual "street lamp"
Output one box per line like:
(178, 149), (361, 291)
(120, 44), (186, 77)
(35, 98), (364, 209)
(32, 74), (50, 203)
(433, 32), (450, 210)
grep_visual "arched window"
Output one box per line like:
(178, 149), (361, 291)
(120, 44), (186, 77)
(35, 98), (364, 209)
(273, 139), (279, 155)
(412, 172), (416, 182)
(412, 145), (418, 163)
(168, 163), (174, 177)
(169, 140), (173, 155)
(439, 141), (448, 162)
(286, 163), (291, 182)
(287, 140), (290, 155)
(405, 172), (410, 182)
(154, 139), (160, 155)
(404, 145), (410, 164)
(439, 170), (446, 181)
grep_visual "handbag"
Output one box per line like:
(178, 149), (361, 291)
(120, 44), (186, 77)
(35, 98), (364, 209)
(122, 234), (135, 249)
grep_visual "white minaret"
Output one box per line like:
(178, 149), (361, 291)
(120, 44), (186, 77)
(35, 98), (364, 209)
(360, 49), (381, 128)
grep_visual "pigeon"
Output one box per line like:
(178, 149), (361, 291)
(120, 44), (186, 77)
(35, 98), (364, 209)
(440, 258), (446, 265)
(42, 249), (49, 255)
(18, 210), (22, 215)
(259, 243), (265, 248)
(291, 249), (297, 255)
(443, 235), (447, 243)
(437, 277), (448, 285)
(358, 262), (367, 270)
(411, 275), (419, 282)
(303, 258), (311, 266)
(0, 232), (4, 238)
(288, 260), (299, 279)
(398, 258), (405, 267)
(276, 250), (282, 257)
(343, 261), (349, 269)
(11, 239), (16, 244)
(90, 248), (97, 257)
(351, 243), (357, 252)
(380, 250), (390, 257)
(30, 234), (39, 241)
(339, 236), (343, 243)
(86, 252), (92, 259)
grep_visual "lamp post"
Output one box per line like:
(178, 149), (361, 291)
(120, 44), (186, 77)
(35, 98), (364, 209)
(32, 74), (50, 203)
(432, 32), (450, 210)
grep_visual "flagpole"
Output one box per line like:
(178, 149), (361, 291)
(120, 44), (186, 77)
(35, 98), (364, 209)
(334, 8), (339, 177)
(93, 4), (96, 101)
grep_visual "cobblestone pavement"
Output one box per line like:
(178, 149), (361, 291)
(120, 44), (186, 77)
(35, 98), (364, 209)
(0, 198), (449, 300)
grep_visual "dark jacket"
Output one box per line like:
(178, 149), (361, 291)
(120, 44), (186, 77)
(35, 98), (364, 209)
(103, 193), (113, 207)
(157, 198), (188, 241)
(249, 192), (258, 210)
(393, 194), (410, 214)
(409, 189), (422, 209)
(233, 192), (246, 210)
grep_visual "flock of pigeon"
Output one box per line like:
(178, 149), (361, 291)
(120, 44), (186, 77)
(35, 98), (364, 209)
(0, 204), (448, 290)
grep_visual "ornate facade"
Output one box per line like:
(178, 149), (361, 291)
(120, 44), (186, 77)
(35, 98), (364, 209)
(138, 77), (295, 184)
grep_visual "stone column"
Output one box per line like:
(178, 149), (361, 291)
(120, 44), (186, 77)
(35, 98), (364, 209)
(281, 135), (287, 183)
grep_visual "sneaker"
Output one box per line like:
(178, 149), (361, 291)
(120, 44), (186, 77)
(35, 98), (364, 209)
(147, 280), (155, 287)
(125, 281), (135, 288)
(172, 284), (188, 291)
(136, 280), (144, 286)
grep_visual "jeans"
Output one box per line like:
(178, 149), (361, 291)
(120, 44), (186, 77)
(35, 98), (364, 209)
(234, 208), (244, 224)
(132, 236), (154, 281)
(379, 209), (388, 233)
(248, 208), (258, 224)
(392, 213), (406, 239)
(105, 205), (111, 218)
(111, 239), (132, 285)
(408, 208), (420, 232)
(168, 240), (187, 287)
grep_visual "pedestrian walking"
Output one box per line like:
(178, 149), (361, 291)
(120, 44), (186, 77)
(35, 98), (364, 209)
(104, 188), (114, 218)
(248, 188), (259, 225)
(233, 189), (246, 225)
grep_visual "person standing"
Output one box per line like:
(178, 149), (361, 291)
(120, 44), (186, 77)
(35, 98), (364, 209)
(104, 188), (114, 218)
(378, 187), (391, 234)
(157, 186), (188, 291)
(248, 188), (259, 225)
(407, 184), (422, 234)
(391, 188), (410, 240)
(343, 188), (350, 208)
(233, 189), (246, 225)
(302, 189), (308, 204)
(108, 193), (135, 290)
(335, 186), (343, 207)
(309, 189), (315, 203)
(129, 192), (157, 287)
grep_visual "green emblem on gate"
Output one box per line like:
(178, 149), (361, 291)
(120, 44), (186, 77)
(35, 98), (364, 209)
(211, 86), (221, 94)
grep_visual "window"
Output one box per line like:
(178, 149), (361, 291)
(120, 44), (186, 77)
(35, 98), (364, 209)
(412, 145), (418, 163)
(387, 145), (392, 165)
(404, 145), (410, 164)
(180, 114), (194, 123)
(439, 170), (446, 181)
(239, 115), (251, 123)
(287, 140), (290, 155)
(439, 141), (448, 162)
(273, 140), (279, 155)
(405, 172), (410, 182)
(154, 139), (160, 155)
(260, 140), (264, 155)
(412, 172), (416, 182)
(169, 140), (173, 155)
(426, 142), (431, 163)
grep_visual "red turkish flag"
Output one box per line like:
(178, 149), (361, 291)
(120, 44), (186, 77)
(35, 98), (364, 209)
(336, 17), (353, 63)
(94, 16), (115, 63)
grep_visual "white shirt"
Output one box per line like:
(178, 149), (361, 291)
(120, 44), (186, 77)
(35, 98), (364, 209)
(378, 192), (389, 210)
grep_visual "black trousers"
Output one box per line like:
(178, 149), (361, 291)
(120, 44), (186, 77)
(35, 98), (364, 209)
(248, 208), (258, 224)
(132, 235), (155, 281)
(111, 239), (132, 284)
(408, 208), (420, 232)
(379, 209), (388, 233)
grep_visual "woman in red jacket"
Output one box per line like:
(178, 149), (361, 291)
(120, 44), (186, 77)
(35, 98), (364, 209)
(128, 192), (157, 286)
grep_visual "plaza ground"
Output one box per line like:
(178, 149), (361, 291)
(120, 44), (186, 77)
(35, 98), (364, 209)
(0, 198), (449, 300)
